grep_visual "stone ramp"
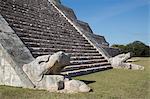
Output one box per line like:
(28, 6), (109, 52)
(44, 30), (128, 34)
(0, 0), (111, 78)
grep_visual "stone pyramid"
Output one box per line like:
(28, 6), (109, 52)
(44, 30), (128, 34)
(0, 0), (115, 88)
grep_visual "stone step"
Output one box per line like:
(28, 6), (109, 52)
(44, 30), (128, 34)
(0, 0), (110, 67)
(28, 47), (99, 54)
(0, 0), (79, 34)
(6, 18), (84, 39)
(0, 5), (81, 35)
(31, 51), (102, 58)
(71, 56), (104, 60)
(30, 51), (100, 57)
(10, 20), (83, 38)
(62, 62), (110, 72)
(61, 65), (112, 77)
(0, 3), (78, 31)
(21, 37), (92, 47)
(13, 27), (85, 41)
(70, 59), (107, 65)
(14, 30), (88, 44)
(0, 1), (112, 79)
(17, 34), (88, 46)
(23, 41), (95, 50)
(0, 2), (59, 23)
(0, 1), (96, 48)
(24, 41), (93, 49)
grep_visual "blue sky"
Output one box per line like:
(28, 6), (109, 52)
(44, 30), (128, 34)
(62, 0), (149, 45)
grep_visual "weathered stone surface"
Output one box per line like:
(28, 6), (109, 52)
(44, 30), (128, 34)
(0, 45), (24, 87)
(63, 80), (91, 93)
(126, 58), (140, 62)
(23, 51), (70, 82)
(47, 79), (91, 93)
(0, 15), (35, 88)
(48, 83), (59, 92)
(35, 75), (65, 90)
(0, 0), (109, 92)
(0, 15), (13, 33)
(109, 53), (131, 67)
(54, 0), (118, 57)
(122, 63), (144, 70)
(109, 53), (144, 70)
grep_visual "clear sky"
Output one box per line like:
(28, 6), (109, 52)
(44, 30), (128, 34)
(61, 0), (149, 46)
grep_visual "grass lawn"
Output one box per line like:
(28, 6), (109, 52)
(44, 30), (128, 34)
(0, 57), (149, 99)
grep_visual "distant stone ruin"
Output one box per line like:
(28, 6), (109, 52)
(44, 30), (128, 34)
(0, 0), (119, 91)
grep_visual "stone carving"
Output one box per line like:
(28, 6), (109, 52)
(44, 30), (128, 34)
(23, 51), (70, 82)
(109, 53), (144, 70)
(22, 51), (91, 93)
(109, 53), (130, 68)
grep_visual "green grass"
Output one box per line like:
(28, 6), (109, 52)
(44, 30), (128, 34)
(0, 57), (149, 99)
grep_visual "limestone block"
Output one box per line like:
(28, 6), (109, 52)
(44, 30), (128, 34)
(0, 52), (24, 87)
(63, 80), (91, 93)
(35, 75), (65, 90)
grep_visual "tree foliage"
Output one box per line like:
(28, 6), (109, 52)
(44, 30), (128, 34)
(111, 41), (150, 57)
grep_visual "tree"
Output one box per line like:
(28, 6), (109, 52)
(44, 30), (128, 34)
(111, 44), (126, 53)
(111, 41), (150, 57)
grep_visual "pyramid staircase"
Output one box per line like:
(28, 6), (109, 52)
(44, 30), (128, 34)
(0, 0), (112, 77)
